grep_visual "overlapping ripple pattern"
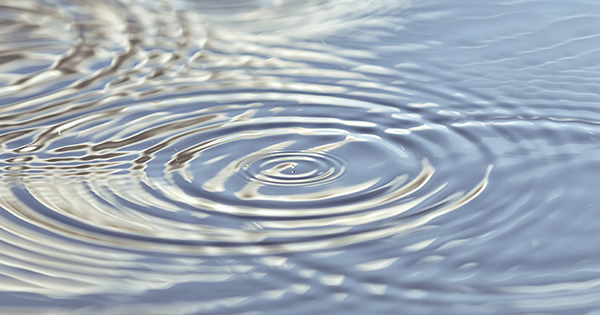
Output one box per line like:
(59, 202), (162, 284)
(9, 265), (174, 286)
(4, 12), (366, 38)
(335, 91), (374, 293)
(1, 0), (600, 314)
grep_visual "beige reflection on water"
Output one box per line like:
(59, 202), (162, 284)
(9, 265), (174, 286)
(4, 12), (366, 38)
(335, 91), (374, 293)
(0, 159), (494, 259)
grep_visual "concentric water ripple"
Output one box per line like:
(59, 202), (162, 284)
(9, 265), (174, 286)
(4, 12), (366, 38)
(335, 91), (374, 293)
(2, 0), (600, 314)
(0, 91), (492, 259)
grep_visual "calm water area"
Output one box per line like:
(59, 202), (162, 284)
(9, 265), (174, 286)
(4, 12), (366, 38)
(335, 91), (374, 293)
(1, 0), (600, 314)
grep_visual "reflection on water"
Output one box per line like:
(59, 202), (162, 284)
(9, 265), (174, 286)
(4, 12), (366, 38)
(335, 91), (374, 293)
(1, 0), (600, 313)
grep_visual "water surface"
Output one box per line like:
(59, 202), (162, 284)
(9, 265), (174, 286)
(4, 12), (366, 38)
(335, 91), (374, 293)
(1, 0), (600, 314)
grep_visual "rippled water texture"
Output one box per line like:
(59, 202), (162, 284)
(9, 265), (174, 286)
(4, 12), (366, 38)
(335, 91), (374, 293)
(1, 0), (600, 313)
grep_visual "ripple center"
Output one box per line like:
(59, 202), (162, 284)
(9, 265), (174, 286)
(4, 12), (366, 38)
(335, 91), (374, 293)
(243, 151), (343, 187)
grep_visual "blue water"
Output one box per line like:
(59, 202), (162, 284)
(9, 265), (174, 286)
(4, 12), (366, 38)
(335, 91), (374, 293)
(1, 0), (600, 314)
